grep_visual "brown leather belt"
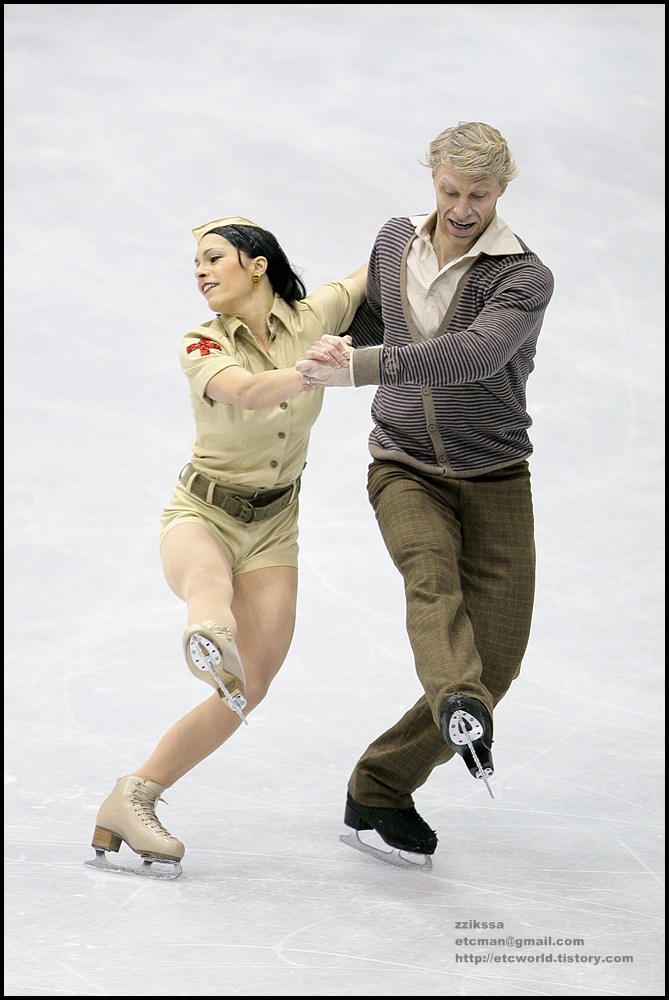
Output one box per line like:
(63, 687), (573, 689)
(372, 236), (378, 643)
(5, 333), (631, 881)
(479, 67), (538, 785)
(179, 463), (301, 523)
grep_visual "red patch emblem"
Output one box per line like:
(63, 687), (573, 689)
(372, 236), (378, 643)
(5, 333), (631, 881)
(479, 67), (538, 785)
(186, 338), (223, 356)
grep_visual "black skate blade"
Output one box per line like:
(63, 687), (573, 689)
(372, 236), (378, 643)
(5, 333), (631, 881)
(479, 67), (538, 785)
(340, 831), (432, 872)
(84, 849), (182, 880)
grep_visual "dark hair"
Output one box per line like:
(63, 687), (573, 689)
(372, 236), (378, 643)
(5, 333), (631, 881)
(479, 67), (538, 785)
(203, 224), (307, 303)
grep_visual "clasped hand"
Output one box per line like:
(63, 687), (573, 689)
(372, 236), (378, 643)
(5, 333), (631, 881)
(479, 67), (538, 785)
(297, 334), (353, 389)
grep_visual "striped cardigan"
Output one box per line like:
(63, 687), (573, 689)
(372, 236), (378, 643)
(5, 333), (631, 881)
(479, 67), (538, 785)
(348, 216), (555, 477)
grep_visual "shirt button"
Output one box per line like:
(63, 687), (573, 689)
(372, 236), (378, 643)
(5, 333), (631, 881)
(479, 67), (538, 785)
(270, 460), (278, 469)
(278, 431), (286, 439)
(280, 402), (288, 410)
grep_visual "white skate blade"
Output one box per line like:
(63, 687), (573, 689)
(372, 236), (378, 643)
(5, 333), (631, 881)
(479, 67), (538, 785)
(457, 722), (494, 799)
(340, 831), (432, 872)
(472, 754), (494, 799)
(84, 849), (182, 880)
(212, 676), (249, 725)
(205, 664), (249, 725)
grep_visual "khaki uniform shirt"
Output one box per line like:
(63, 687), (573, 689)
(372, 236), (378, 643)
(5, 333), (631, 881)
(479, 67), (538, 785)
(180, 278), (362, 490)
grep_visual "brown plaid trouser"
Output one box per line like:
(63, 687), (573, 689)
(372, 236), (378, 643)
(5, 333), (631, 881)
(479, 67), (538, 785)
(348, 458), (536, 808)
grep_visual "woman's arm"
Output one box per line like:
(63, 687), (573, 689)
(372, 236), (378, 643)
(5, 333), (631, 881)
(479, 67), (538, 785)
(346, 262), (368, 299)
(297, 263), (367, 367)
(205, 364), (308, 409)
(203, 265), (369, 405)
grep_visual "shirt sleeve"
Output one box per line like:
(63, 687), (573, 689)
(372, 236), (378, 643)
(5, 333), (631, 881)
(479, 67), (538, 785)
(179, 323), (240, 404)
(299, 277), (364, 342)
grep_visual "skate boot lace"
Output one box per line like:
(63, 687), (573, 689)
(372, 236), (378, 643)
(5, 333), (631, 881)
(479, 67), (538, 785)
(130, 783), (174, 840)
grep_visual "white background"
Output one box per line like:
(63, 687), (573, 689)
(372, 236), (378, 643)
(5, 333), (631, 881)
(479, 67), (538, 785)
(4, 4), (664, 996)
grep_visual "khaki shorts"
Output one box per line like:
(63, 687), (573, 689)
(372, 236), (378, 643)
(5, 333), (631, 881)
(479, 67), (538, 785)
(160, 482), (300, 574)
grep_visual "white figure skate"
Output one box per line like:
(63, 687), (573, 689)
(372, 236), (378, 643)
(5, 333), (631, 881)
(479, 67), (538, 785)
(183, 621), (248, 724)
(84, 775), (184, 880)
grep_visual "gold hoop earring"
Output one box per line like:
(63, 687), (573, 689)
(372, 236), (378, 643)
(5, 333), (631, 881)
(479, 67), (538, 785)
(251, 272), (261, 288)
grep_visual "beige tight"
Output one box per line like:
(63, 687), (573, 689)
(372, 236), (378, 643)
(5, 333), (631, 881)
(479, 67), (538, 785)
(136, 521), (298, 788)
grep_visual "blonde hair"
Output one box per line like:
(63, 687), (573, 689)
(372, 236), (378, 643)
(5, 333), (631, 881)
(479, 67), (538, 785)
(422, 121), (519, 190)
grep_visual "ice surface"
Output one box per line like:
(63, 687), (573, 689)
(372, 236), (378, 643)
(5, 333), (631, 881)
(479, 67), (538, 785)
(4, 4), (664, 996)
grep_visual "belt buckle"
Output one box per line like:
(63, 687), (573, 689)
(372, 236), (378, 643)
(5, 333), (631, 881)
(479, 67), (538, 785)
(234, 496), (255, 523)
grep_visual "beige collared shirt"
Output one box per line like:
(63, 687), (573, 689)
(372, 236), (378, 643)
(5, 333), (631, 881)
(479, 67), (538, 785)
(405, 211), (524, 338)
(179, 278), (362, 490)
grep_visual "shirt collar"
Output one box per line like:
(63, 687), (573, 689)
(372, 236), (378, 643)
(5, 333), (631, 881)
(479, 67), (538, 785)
(411, 211), (523, 258)
(268, 294), (298, 329)
(218, 294), (297, 340)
